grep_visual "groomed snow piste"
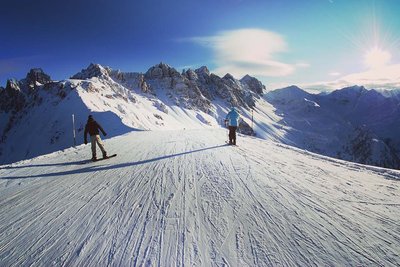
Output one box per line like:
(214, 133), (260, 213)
(1, 129), (399, 266)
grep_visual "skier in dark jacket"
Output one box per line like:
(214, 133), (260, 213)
(84, 115), (108, 161)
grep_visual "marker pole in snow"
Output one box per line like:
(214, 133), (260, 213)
(251, 109), (254, 135)
(251, 109), (254, 130)
(72, 114), (76, 147)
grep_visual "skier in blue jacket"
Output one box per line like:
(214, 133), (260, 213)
(225, 107), (240, 145)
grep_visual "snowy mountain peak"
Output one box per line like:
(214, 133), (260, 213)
(331, 85), (367, 97)
(240, 74), (254, 82)
(195, 66), (210, 76)
(223, 73), (235, 81)
(240, 74), (265, 94)
(155, 62), (171, 69)
(1, 79), (26, 112)
(5, 79), (20, 93)
(26, 68), (51, 85)
(71, 63), (111, 80)
(266, 85), (310, 103)
(145, 62), (180, 79)
(343, 85), (366, 91)
(183, 69), (198, 80)
(271, 85), (308, 96)
(282, 85), (305, 91)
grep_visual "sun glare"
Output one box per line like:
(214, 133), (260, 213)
(364, 47), (391, 69)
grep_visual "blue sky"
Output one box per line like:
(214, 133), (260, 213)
(1, 0), (400, 90)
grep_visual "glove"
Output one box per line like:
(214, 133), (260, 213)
(84, 140), (87, 145)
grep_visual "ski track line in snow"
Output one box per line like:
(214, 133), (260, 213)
(236, 141), (400, 265)
(0, 129), (399, 266)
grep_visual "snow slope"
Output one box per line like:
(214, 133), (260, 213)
(265, 85), (400, 169)
(1, 129), (399, 266)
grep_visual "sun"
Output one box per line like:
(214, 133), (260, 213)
(364, 47), (391, 69)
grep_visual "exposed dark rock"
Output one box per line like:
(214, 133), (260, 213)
(26, 68), (51, 85)
(241, 74), (265, 95)
(71, 63), (111, 79)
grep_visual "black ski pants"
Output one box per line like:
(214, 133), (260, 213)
(228, 126), (237, 145)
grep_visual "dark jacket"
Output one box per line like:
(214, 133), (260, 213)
(84, 118), (106, 142)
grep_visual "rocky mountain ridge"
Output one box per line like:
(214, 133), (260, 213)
(1, 63), (400, 169)
(71, 62), (265, 113)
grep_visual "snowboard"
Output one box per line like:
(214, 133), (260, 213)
(94, 154), (117, 161)
(82, 154), (117, 164)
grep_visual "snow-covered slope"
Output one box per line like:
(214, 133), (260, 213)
(1, 130), (399, 266)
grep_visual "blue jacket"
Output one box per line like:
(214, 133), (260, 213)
(226, 108), (240, 127)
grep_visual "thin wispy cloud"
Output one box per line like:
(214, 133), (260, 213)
(187, 29), (301, 78)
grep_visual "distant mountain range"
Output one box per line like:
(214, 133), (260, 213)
(1, 63), (399, 169)
(265, 85), (400, 169)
